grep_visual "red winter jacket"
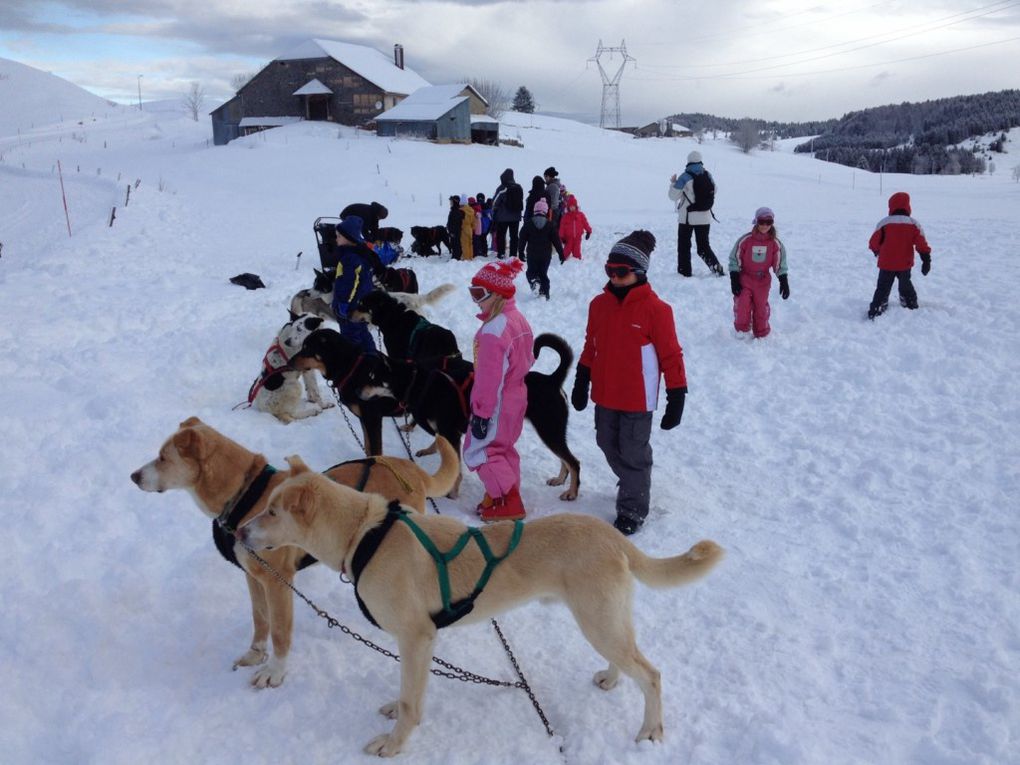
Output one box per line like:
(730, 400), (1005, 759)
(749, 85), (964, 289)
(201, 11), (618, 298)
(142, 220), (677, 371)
(868, 192), (931, 271)
(579, 282), (687, 412)
(559, 197), (591, 243)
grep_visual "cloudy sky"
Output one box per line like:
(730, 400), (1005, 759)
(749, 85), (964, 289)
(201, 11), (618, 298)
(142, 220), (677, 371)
(2, 0), (1019, 124)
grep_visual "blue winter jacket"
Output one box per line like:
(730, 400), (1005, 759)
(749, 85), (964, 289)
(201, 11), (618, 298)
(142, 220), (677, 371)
(331, 243), (378, 318)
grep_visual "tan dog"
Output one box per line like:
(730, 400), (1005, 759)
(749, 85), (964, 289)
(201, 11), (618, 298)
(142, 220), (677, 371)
(237, 458), (723, 756)
(130, 417), (458, 689)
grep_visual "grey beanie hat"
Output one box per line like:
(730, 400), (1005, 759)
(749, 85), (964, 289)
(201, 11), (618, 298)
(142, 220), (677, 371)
(607, 230), (656, 273)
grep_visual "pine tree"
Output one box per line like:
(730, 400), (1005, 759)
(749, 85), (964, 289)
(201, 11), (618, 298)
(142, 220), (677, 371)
(512, 86), (535, 114)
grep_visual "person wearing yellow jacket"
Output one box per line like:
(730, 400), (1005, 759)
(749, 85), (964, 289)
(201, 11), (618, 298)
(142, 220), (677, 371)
(459, 195), (476, 261)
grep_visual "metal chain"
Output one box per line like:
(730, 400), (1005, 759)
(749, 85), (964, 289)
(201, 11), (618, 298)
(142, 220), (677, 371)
(491, 618), (555, 737)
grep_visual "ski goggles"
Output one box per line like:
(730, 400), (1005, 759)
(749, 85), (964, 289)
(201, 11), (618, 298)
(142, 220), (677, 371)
(604, 264), (637, 279)
(469, 285), (493, 303)
(756, 217), (774, 226)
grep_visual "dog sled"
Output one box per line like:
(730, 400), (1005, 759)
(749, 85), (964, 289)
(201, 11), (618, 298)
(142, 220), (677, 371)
(313, 216), (342, 272)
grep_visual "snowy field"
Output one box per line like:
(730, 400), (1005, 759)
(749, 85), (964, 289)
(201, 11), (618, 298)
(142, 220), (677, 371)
(1, 56), (1018, 764)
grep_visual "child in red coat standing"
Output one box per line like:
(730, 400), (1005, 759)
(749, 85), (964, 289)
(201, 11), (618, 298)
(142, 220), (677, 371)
(728, 206), (789, 339)
(570, 230), (687, 536)
(558, 194), (592, 261)
(867, 191), (932, 319)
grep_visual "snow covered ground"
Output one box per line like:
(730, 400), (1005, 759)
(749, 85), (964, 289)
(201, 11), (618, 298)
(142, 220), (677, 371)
(1, 57), (1018, 764)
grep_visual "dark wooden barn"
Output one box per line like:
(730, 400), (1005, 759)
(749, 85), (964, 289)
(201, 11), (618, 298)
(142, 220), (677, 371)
(374, 84), (491, 143)
(211, 39), (429, 145)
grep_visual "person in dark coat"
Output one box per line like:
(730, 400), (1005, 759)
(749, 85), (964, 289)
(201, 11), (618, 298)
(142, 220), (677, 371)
(543, 166), (563, 228)
(446, 195), (464, 261)
(522, 175), (549, 222)
(518, 198), (565, 300)
(490, 168), (523, 259)
(331, 216), (382, 352)
(339, 201), (389, 243)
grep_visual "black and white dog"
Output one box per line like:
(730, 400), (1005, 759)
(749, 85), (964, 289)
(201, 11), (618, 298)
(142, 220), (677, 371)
(409, 225), (450, 257)
(248, 312), (334, 423)
(289, 268), (337, 323)
(349, 285), (459, 365)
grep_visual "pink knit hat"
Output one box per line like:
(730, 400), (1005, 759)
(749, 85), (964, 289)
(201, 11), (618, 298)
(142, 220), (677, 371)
(471, 258), (524, 298)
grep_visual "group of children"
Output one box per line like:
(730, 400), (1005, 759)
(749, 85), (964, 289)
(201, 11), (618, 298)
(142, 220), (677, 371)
(327, 177), (934, 536)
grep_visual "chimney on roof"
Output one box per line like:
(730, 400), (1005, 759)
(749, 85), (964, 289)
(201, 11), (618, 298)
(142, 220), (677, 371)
(394, 44), (404, 70)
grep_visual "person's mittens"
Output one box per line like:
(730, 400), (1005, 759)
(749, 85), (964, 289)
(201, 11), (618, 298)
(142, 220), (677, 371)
(470, 415), (489, 440)
(920, 254), (931, 276)
(778, 273), (790, 300)
(730, 271), (742, 296)
(571, 364), (591, 412)
(660, 387), (686, 430)
(585, 231), (591, 240)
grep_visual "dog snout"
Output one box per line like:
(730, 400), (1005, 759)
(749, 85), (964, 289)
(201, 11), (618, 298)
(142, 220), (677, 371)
(130, 469), (142, 485)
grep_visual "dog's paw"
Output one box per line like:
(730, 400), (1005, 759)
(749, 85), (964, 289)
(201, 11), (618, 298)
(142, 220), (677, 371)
(250, 659), (287, 689)
(593, 669), (619, 690)
(546, 475), (566, 487)
(364, 733), (402, 757)
(320, 399), (335, 409)
(558, 489), (578, 501)
(378, 701), (399, 719)
(232, 647), (268, 669)
(635, 722), (664, 742)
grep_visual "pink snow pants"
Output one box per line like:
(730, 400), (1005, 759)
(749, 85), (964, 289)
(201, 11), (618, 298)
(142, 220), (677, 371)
(734, 275), (772, 338)
(464, 396), (527, 498)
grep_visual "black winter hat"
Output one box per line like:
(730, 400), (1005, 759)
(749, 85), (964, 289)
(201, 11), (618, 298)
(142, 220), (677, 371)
(607, 230), (656, 273)
(544, 166), (558, 178)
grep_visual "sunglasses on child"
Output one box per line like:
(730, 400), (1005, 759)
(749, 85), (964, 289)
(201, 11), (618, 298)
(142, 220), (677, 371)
(756, 217), (774, 226)
(604, 265), (637, 278)
(469, 285), (493, 303)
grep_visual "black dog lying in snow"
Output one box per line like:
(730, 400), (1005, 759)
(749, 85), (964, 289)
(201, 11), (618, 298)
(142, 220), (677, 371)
(409, 225), (450, 257)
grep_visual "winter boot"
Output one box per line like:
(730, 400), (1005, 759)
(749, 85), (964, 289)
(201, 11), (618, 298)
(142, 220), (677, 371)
(613, 514), (642, 536)
(480, 486), (526, 522)
(867, 302), (887, 320)
(475, 493), (494, 517)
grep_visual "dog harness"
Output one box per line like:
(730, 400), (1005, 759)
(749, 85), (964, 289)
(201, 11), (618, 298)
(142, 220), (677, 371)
(349, 501), (524, 630)
(212, 465), (318, 572)
(322, 456), (416, 495)
(246, 339), (294, 404)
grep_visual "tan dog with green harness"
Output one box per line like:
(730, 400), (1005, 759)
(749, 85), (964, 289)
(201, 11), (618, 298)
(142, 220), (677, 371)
(238, 456), (723, 757)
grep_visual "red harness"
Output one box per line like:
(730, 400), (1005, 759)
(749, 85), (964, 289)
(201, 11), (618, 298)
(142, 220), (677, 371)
(246, 340), (294, 404)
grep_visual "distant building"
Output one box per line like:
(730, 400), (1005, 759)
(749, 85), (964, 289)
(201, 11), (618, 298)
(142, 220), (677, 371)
(374, 83), (492, 143)
(634, 120), (694, 138)
(210, 39), (429, 145)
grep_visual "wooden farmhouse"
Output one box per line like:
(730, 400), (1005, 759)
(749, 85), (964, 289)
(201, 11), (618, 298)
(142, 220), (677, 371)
(633, 120), (694, 138)
(210, 39), (429, 145)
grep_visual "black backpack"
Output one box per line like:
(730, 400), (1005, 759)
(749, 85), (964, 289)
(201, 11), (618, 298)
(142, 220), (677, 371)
(687, 171), (715, 212)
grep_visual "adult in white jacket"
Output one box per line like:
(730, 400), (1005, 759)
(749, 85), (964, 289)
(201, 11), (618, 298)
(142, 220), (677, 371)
(667, 150), (725, 277)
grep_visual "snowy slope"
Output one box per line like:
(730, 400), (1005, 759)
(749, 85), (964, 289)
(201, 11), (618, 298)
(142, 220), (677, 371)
(0, 63), (1018, 765)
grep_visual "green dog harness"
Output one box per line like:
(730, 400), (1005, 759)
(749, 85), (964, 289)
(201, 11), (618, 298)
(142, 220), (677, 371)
(350, 502), (524, 629)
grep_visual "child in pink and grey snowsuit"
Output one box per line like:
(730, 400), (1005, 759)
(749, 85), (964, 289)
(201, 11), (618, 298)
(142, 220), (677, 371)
(463, 259), (535, 521)
(558, 194), (592, 260)
(728, 206), (790, 338)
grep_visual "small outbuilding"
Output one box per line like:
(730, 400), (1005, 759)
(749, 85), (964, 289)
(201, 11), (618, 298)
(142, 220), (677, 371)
(374, 84), (491, 143)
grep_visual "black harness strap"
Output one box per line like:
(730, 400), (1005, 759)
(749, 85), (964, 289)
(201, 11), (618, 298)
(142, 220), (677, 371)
(349, 500), (406, 628)
(213, 464), (316, 571)
(324, 457), (377, 492)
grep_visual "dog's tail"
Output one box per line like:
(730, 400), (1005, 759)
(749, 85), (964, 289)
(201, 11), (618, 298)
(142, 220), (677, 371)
(627, 540), (724, 589)
(533, 333), (573, 389)
(393, 283), (456, 312)
(423, 436), (461, 498)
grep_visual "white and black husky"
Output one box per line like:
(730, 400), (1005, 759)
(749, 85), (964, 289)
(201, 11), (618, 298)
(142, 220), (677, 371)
(247, 312), (333, 423)
(289, 268), (337, 323)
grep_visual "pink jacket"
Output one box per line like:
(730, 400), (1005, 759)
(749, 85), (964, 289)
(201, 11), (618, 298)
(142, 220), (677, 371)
(470, 298), (534, 421)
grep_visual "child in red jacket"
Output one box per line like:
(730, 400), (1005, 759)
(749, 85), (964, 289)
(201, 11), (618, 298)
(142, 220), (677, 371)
(570, 230), (687, 536)
(868, 191), (932, 319)
(558, 194), (592, 260)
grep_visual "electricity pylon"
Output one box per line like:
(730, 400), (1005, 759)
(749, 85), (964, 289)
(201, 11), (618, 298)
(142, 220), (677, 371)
(589, 39), (636, 129)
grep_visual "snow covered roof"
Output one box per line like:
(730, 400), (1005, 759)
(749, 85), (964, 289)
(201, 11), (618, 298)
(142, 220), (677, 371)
(276, 39), (429, 95)
(293, 79), (332, 96)
(376, 85), (476, 122)
(239, 116), (303, 127)
(470, 114), (499, 126)
(672, 123), (691, 132)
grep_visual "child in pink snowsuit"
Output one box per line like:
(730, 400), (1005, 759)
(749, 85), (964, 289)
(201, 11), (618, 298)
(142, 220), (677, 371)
(558, 194), (592, 260)
(728, 206), (790, 338)
(463, 259), (535, 521)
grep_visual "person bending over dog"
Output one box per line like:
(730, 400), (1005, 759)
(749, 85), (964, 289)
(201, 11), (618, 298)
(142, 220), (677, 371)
(331, 215), (382, 353)
(463, 259), (534, 521)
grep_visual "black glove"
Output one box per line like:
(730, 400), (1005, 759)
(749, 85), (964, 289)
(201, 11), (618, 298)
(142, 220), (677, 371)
(585, 231), (591, 240)
(778, 273), (790, 300)
(730, 271), (742, 297)
(660, 387), (686, 431)
(920, 254), (931, 276)
(571, 364), (591, 412)
(470, 415), (489, 440)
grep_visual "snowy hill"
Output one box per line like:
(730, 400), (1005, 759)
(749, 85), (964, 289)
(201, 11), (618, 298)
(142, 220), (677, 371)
(1, 57), (1018, 765)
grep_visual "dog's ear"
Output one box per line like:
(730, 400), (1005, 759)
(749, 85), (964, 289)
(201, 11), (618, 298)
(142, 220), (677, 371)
(285, 455), (311, 474)
(288, 309), (300, 322)
(179, 416), (203, 428)
(172, 426), (211, 460)
(306, 316), (324, 331)
(314, 268), (322, 278)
